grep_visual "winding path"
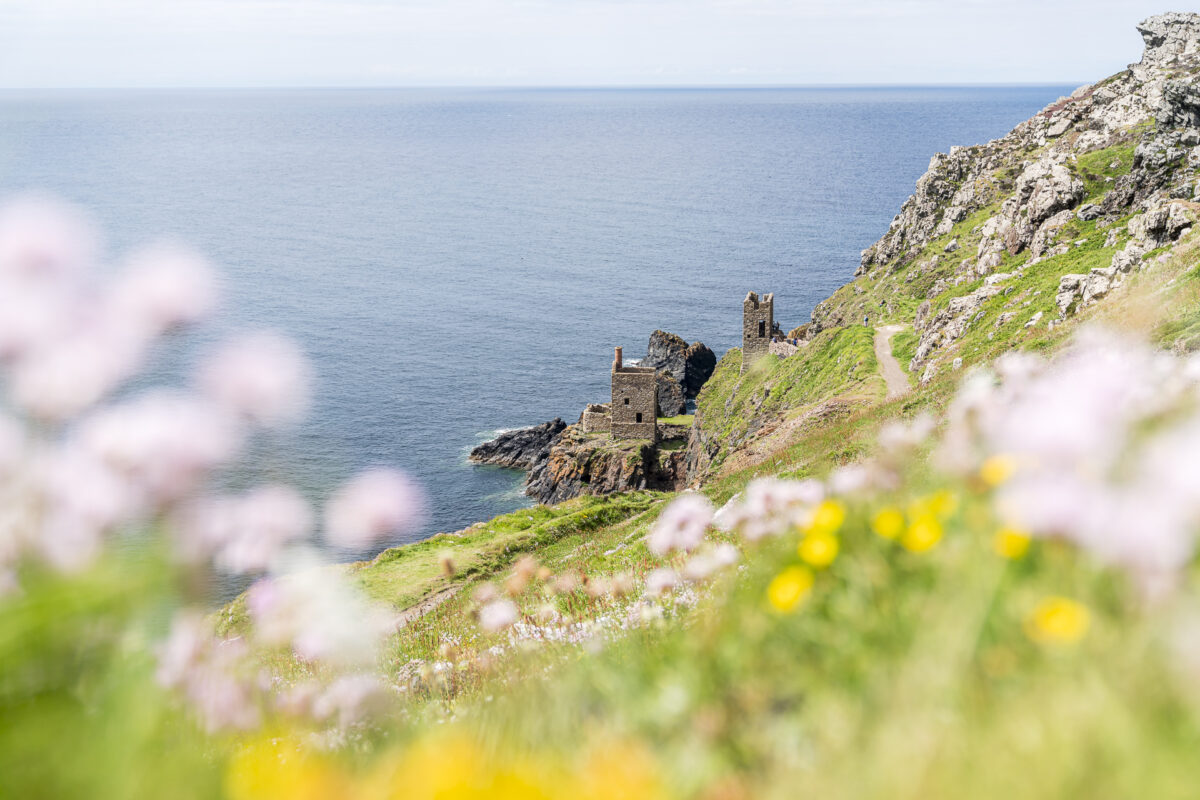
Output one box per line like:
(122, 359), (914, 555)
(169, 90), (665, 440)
(874, 325), (911, 400)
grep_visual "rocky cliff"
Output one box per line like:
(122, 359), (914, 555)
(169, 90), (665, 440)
(468, 418), (567, 469)
(524, 425), (687, 504)
(805, 12), (1200, 382)
(642, 330), (717, 402)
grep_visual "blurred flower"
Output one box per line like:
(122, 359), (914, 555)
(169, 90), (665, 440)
(323, 468), (427, 550)
(723, 477), (824, 541)
(311, 673), (392, 729)
(0, 195), (97, 287)
(184, 485), (313, 574)
(993, 526), (1031, 560)
(77, 391), (241, 504)
(767, 566), (813, 613)
(156, 611), (259, 733)
(108, 242), (217, 336)
(979, 454), (1018, 487)
(1026, 596), (1090, 644)
(647, 493), (713, 556)
(199, 331), (311, 427)
(645, 567), (679, 597)
(479, 598), (519, 633)
(798, 530), (839, 568)
(871, 507), (904, 540)
(901, 514), (943, 553)
(247, 560), (391, 667)
(804, 499), (845, 537)
(877, 413), (935, 454)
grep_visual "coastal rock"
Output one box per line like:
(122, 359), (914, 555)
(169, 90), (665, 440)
(642, 329), (717, 398)
(469, 418), (567, 470)
(656, 371), (687, 418)
(524, 425), (683, 504)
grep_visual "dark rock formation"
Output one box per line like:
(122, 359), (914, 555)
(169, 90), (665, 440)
(643, 330), (717, 399)
(524, 425), (685, 504)
(469, 418), (566, 470)
(656, 371), (686, 417)
(683, 342), (717, 396)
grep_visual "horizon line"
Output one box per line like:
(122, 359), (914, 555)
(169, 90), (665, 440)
(0, 80), (1089, 92)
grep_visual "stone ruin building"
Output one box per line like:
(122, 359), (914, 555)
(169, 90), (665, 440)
(610, 347), (658, 441)
(742, 291), (774, 372)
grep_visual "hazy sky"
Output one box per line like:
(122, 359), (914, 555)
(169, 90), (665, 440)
(0, 1), (1176, 87)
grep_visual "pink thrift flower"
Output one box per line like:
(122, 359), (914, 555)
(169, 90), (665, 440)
(478, 598), (519, 634)
(0, 196), (98, 287)
(199, 332), (311, 427)
(109, 243), (217, 336)
(323, 468), (426, 550)
(208, 485), (312, 574)
(647, 493), (714, 556)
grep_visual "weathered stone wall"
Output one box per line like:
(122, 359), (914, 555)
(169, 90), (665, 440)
(611, 366), (658, 440)
(742, 291), (774, 372)
(581, 403), (611, 434)
(768, 340), (798, 358)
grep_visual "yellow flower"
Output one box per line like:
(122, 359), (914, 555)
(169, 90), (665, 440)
(871, 507), (904, 540)
(979, 454), (1018, 487)
(993, 526), (1031, 559)
(767, 566), (814, 613)
(798, 530), (839, 568)
(807, 499), (846, 537)
(1026, 596), (1090, 644)
(901, 513), (943, 553)
(227, 736), (350, 800)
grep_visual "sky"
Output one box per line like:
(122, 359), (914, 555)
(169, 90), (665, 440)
(0, 1), (1178, 88)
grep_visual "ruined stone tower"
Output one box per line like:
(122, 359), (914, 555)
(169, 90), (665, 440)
(742, 292), (774, 372)
(610, 347), (658, 441)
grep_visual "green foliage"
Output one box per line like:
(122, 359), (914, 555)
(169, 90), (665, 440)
(891, 329), (918, 372)
(0, 556), (224, 799)
(657, 414), (695, 426)
(695, 327), (882, 471)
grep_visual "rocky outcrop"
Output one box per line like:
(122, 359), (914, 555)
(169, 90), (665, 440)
(524, 426), (684, 504)
(643, 330), (717, 399)
(469, 419), (567, 469)
(811, 13), (1200, 367)
(656, 371), (686, 417)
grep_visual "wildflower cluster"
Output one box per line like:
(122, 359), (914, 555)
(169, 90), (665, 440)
(0, 198), (426, 734)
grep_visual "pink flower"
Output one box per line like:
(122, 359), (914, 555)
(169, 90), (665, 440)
(247, 562), (390, 667)
(198, 332), (311, 427)
(478, 598), (519, 634)
(182, 485), (313, 573)
(323, 468), (426, 550)
(108, 242), (217, 337)
(647, 493), (713, 556)
(9, 323), (145, 420)
(78, 392), (241, 504)
(0, 196), (97, 287)
(645, 567), (679, 596)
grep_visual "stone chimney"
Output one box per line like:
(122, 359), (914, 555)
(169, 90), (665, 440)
(613, 346), (623, 370)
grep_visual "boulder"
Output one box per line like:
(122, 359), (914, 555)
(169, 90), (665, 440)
(643, 330), (716, 399)
(656, 370), (687, 418)
(469, 418), (567, 470)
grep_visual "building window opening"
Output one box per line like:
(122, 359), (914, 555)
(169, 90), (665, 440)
(758, 320), (765, 337)
(624, 398), (630, 405)
(636, 412), (643, 423)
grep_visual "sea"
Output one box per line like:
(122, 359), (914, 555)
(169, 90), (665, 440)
(0, 86), (1074, 567)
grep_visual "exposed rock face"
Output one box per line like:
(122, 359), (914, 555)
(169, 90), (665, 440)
(524, 426), (684, 504)
(643, 330), (717, 399)
(656, 371), (687, 417)
(810, 13), (1200, 373)
(469, 418), (567, 469)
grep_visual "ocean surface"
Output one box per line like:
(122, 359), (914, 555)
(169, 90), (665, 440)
(0, 86), (1073, 567)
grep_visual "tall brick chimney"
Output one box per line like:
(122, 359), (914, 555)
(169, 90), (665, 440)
(613, 346), (623, 370)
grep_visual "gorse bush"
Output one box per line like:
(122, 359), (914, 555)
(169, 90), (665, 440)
(4, 200), (1200, 798)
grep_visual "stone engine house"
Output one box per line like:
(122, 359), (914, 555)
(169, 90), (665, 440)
(742, 291), (774, 372)
(609, 347), (658, 441)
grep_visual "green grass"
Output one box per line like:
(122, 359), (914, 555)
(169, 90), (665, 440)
(891, 328), (918, 373)
(657, 414), (694, 426)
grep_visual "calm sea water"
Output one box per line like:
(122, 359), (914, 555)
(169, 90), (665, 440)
(0, 86), (1072, 564)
